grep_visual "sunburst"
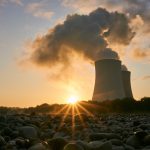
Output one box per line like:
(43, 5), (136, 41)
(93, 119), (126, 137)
(67, 96), (78, 104)
(55, 99), (94, 140)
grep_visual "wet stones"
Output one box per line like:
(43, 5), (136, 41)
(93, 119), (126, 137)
(0, 112), (149, 150)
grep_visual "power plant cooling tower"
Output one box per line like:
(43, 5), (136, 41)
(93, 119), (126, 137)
(92, 59), (125, 101)
(122, 70), (133, 98)
(92, 59), (133, 101)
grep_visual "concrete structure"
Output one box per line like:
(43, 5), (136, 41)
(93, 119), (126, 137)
(122, 70), (133, 98)
(92, 59), (125, 101)
(92, 59), (133, 101)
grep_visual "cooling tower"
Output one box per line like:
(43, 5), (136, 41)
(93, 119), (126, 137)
(92, 59), (125, 101)
(122, 71), (133, 98)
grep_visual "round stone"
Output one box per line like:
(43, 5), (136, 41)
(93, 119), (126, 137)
(47, 137), (67, 150)
(144, 135), (150, 145)
(63, 143), (84, 150)
(88, 141), (112, 150)
(134, 131), (147, 139)
(0, 135), (6, 146)
(126, 135), (140, 148)
(19, 126), (38, 139)
(28, 143), (47, 150)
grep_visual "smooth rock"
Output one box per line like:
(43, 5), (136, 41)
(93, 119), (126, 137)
(76, 140), (89, 150)
(15, 138), (25, 148)
(110, 139), (123, 146)
(142, 145), (150, 150)
(98, 141), (112, 150)
(19, 126), (38, 139)
(133, 121), (140, 126)
(88, 141), (112, 150)
(134, 131), (147, 139)
(144, 135), (150, 145)
(63, 143), (84, 150)
(124, 144), (135, 150)
(0, 135), (6, 146)
(47, 137), (67, 150)
(28, 143), (47, 150)
(126, 135), (140, 148)
(88, 141), (103, 149)
(112, 146), (125, 150)
(1, 127), (13, 136)
(89, 133), (120, 141)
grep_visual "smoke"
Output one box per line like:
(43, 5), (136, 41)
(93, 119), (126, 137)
(27, 7), (134, 69)
(97, 48), (119, 60)
(121, 64), (128, 71)
(125, 0), (150, 24)
(63, 0), (150, 60)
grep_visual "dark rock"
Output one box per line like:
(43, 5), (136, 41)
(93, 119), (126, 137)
(134, 131), (147, 139)
(88, 141), (103, 149)
(110, 139), (123, 146)
(47, 137), (68, 150)
(4, 136), (10, 142)
(89, 133), (120, 141)
(28, 143), (48, 150)
(98, 141), (112, 150)
(112, 146), (125, 150)
(124, 144), (135, 150)
(1, 127), (13, 136)
(144, 135), (150, 145)
(19, 126), (38, 139)
(133, 121), (140, 127)
(0, 116), (6, 122)
(88, 141), (112, 150)
(63, 143), (84, 150)
(126, 135), (140, 148)
(15, 138), (25, 148)
(76, 140), (89, 150)
(0, 135), (6, 146)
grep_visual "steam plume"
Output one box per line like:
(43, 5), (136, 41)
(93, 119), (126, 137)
(27, 8), (134, 68)
(97, 48), (119, 60)
(121, 64), (128, 71)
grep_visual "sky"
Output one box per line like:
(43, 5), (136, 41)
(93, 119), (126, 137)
(0, 0), (150, 107)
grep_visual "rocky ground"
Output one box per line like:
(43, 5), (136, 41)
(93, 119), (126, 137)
(0, 113), (150, 150)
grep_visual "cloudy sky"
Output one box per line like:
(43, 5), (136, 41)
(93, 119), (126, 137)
(0, 0), (150, 107)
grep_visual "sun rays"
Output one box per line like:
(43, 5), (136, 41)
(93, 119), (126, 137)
(55, 100), (94, 140)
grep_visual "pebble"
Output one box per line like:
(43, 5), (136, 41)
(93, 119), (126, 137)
(89, 133), (120, 141)
(63, 143), (84, 150)
(28, 143), (47, 150)
(0, 112), (149, 150)
(47, 137), (68, 150)
(144, 135), (150, 145)
(19, 126), (38, 139)
(0, 135), (6, 146)
(126, 135), (140, 148)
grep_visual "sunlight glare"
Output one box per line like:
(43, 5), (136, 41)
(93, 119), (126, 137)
(67, 96), (78, 104)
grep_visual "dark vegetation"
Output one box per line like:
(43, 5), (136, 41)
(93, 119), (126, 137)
(0, 97), (150, 115)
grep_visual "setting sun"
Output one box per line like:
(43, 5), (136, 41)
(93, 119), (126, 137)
(67, 96), (78, 104)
